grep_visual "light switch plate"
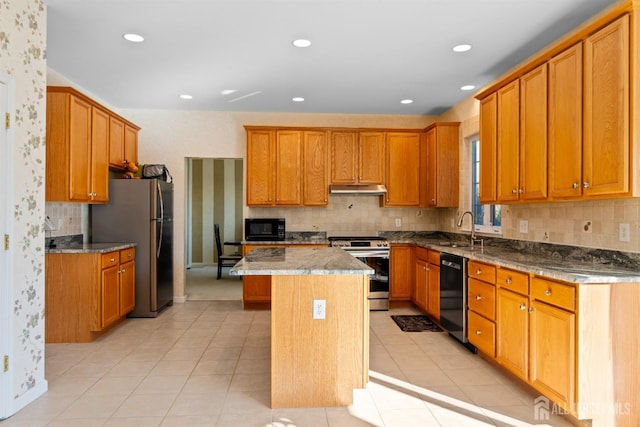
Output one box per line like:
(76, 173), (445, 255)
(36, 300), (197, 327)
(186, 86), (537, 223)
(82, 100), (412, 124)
(313, 299), (326, 319)
(619, 223), (630, 242)
(519, 220), (528, 234)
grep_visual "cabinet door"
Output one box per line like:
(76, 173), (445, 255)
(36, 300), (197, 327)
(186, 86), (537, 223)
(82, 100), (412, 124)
(302, 131), (328, 206)
(496, 80), (520, 202)
(275, 130), (302, 205)
(425, 128), (437, 207)
(496, 287), (528, 380)
(519, 64), (548, 201)
(243, 276), (272, 303)
(124, 124), (138, 166)
(101, 265), (121, 329)
(548, 43), (583, 199)
(384, 133), (421, 206)
(530, 299), (576, 409)
(414, 258), (428, 310)
(583, 16), (630, 197)
(90, 107), (110, 203)
(479, 94), (498, 203)
(246, 130), (275, 205)
(109, 116), (125, 168)
(119, 259), (136, 315)
(358, 131), (385, 184)
(330, 131), (358, 184)
(390, 245), (413, 300)
(427, 263), (440, 320)
(68, 95), (93, 201)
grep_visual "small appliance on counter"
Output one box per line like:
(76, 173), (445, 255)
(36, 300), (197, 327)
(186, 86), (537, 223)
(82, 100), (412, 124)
(245, 217), (285, 241)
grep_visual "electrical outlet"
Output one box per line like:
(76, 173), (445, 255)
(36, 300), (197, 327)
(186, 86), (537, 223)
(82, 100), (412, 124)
(582, 220), (592, 234)
(519, 220), (528, 234)
(619, 223), (630, 242)
(542, 231), (549, 241)
(313, 299), (326, 320)
(395, 218), (402, 227)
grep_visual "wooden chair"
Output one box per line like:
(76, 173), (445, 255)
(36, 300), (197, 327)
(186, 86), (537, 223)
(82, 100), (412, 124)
(214, 224), (242, 280)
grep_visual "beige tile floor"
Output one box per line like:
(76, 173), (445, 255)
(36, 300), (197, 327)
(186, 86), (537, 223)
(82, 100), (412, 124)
(2, 288), (576, 426)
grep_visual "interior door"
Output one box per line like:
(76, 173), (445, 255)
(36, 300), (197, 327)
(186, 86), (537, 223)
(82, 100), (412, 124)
(0, 74), (14, 419)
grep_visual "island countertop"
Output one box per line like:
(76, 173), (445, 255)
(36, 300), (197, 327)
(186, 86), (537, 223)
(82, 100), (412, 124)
(230, 247), (374, 276)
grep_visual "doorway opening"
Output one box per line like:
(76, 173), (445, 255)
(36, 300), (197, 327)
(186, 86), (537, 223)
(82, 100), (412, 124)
(185, 158), (243, 301)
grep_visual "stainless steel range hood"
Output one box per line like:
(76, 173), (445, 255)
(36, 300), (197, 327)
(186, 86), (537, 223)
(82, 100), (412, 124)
(329, 184), (387, 195)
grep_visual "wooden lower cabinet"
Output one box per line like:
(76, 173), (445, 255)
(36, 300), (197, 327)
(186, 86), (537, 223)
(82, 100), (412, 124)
(390, 245), (413, 301)
(45, 247), (136, 342)
(242, 244), (328, 305)
(426, 252), (440, 320)
(496, 287), (530, 381)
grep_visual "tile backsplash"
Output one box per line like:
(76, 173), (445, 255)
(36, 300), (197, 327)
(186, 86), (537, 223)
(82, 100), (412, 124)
(44, 202), (89, 239)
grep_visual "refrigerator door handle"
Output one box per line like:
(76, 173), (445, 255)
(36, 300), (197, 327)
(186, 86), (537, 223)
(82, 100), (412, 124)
(156, 181), (164, 259)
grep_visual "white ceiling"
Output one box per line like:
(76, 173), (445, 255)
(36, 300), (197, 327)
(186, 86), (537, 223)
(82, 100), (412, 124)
(45, 0), (617, 115)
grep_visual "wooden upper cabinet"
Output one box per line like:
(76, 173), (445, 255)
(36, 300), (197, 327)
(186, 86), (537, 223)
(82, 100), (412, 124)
(496, 80), (520, 202)
(47, 88), (109, 203)
(479, 93), (498, 204)
(424, 122), (460, 207)
(274, 130), (302, 205)
(90, 107), (110, 203)
(583, 15), (630, 197)
(330, 130), (384, 184)
(358, 132), (385, 184)
(519, 64), (548, 201)
(302, 131), (328, 206)
(384, 132), (421, 206)
(548, 43), (583, 199)
(124, 124), (138, 166)
(109, 117), (125, 168)
(330, 131), (358, 183)
(246, 129), (275, 205)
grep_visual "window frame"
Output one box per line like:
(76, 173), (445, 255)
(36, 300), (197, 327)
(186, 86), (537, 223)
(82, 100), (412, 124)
(470, 138), (501, 235)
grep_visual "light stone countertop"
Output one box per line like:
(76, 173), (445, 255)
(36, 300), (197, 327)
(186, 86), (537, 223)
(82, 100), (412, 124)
(45, 242), (137, 254)
(230, 247), (374, 276)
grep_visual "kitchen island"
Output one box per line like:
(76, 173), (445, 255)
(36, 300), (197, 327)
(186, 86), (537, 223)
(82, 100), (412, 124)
(230, 246), (373, 408)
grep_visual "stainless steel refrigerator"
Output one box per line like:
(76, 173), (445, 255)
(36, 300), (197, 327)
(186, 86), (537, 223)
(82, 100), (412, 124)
(91, 179), (174, 317)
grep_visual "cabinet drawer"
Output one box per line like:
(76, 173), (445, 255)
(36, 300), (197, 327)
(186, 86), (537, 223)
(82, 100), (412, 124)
(120, 247), (135, 263)
(428, 250), (440, 265)
(468, 278), (496, 321)
(416, 247), (429, 261)
(531, 277), (576, 312)
(468, 310), (495, 357)
(101, 251), (119, 269)
(497, 267), (529, 295)
(468, 260), (496, 283)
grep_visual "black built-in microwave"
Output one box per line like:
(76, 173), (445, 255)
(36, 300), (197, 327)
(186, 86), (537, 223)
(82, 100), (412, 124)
(244, 218), (286, 241)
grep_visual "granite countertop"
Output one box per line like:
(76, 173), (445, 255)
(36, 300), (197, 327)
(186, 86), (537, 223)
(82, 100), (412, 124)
(45, 242), (137, 254)
(384, 231), (640, 284)
(230, 247), (374, 276)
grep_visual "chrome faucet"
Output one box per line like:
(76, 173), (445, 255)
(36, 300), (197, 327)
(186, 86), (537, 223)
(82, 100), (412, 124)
(457, 210), (482, 249)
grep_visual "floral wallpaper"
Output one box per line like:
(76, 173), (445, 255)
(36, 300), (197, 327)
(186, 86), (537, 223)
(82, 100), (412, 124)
(0, 0), (47, 413)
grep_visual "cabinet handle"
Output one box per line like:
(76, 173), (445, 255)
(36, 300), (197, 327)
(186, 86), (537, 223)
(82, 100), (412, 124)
(529, 307), (534, 313)
(519, 304), (527, 310)
(476, 269), (482, 275)
(572, 182), (579, 189)
(544, 289), (552, 296)
(506, 277), (512, 284)
(475, 295), (482, 301)
(518, 188), (523, 194)
(476, 330), (482, 335)
(583, 182), (591, 188)
(511, 189), (518, 194)
(431, 198), (436, 203)
(110, 257), (116, 262)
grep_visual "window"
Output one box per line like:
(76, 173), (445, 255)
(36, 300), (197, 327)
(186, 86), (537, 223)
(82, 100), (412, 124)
(471, 139), (501, 234)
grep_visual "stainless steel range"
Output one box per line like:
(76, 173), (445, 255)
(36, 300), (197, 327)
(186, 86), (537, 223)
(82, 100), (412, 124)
(329, 236), (390, 310)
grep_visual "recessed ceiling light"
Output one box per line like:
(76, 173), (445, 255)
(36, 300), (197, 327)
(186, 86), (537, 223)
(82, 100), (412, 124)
(400, 99), (413, 104)
(460, 85), (476, 91)
(123, 33), (144, 43)
(221, 89), (237, 95)
(179, 94), (193, 100)
(452, 44), (472, 52)
(292, 97), (305, 102)
(292, 39), (312, 48)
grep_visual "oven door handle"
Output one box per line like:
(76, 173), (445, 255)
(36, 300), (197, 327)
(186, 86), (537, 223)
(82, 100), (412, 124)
(348, 251), (390, 258)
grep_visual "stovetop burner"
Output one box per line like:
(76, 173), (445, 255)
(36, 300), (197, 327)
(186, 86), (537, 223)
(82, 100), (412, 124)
(329, 236), (389, 248)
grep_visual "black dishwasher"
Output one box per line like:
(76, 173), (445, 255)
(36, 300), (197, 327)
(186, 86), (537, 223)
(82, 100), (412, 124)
(440, 253), (476, 352)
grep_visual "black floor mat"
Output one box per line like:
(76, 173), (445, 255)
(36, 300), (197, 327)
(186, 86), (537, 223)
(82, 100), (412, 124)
(391, 315), (443, 332)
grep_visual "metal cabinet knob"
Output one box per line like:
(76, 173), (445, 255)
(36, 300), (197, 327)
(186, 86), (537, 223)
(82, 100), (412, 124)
(110, 257), (116, 262)
(572, 182), (579, 189)
(511, 189), (518, 194)
(519, 304), (527, 310)
(544, 289), (552, 296)
(475, 295), (482, 300)
(476, 330), (482, 335)
(506, 277), (512, 284)
(583, 182), (591, 188)
(528, 307), (534, 313)
(476, 269), (482, 275)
